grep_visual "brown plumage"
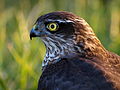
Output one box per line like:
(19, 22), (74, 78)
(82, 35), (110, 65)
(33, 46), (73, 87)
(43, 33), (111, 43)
(30, 11), (120, 90)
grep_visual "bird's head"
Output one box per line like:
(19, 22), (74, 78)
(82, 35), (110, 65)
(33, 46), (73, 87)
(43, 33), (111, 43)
(30, 11), (78, 41)
(30, 11), (104, 67)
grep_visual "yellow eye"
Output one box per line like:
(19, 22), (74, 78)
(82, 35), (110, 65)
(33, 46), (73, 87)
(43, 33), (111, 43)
(47, 23), (59, 31)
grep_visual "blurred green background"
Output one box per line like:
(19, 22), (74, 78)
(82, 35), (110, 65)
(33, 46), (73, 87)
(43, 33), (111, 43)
(0, 0), (120, 90)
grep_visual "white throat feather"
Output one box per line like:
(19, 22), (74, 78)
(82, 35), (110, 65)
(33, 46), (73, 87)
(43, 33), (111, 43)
(41, 35), (76, 67)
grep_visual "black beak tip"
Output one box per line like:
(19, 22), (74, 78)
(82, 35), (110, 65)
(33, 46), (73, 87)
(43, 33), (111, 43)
(30, 35), (32, 40)
(30, 30), (35, 40)
(30, 32), (33, 40)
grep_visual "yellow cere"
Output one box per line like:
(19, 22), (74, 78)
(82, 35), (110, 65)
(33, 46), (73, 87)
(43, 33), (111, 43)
(47, 23), (59, 31)
(33, 24), (37, 29)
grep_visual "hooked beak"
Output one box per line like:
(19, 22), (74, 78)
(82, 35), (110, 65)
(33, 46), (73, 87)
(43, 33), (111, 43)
(30, 27), (48, 40)
(30, 28), (41, 40)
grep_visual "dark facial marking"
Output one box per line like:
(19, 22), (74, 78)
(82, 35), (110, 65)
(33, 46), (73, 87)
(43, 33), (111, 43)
(43, 20), (75, 37)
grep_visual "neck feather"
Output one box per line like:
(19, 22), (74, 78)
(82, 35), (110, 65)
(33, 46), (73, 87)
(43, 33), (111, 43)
(42, 36), (76, 67)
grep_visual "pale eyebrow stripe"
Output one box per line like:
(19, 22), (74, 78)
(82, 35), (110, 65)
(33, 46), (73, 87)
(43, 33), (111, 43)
(47, 19), (74, 23)
(74, 19), (83, 22)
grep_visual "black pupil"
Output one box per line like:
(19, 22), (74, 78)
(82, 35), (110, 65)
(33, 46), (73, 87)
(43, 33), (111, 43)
(51, 24), (55, 29)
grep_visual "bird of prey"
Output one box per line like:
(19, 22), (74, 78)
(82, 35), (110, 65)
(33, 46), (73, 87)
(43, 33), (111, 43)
(30, 11), (120, 90)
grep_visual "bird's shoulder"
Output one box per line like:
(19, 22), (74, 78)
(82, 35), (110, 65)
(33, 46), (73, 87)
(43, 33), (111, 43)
(107, 51), (120, 69)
